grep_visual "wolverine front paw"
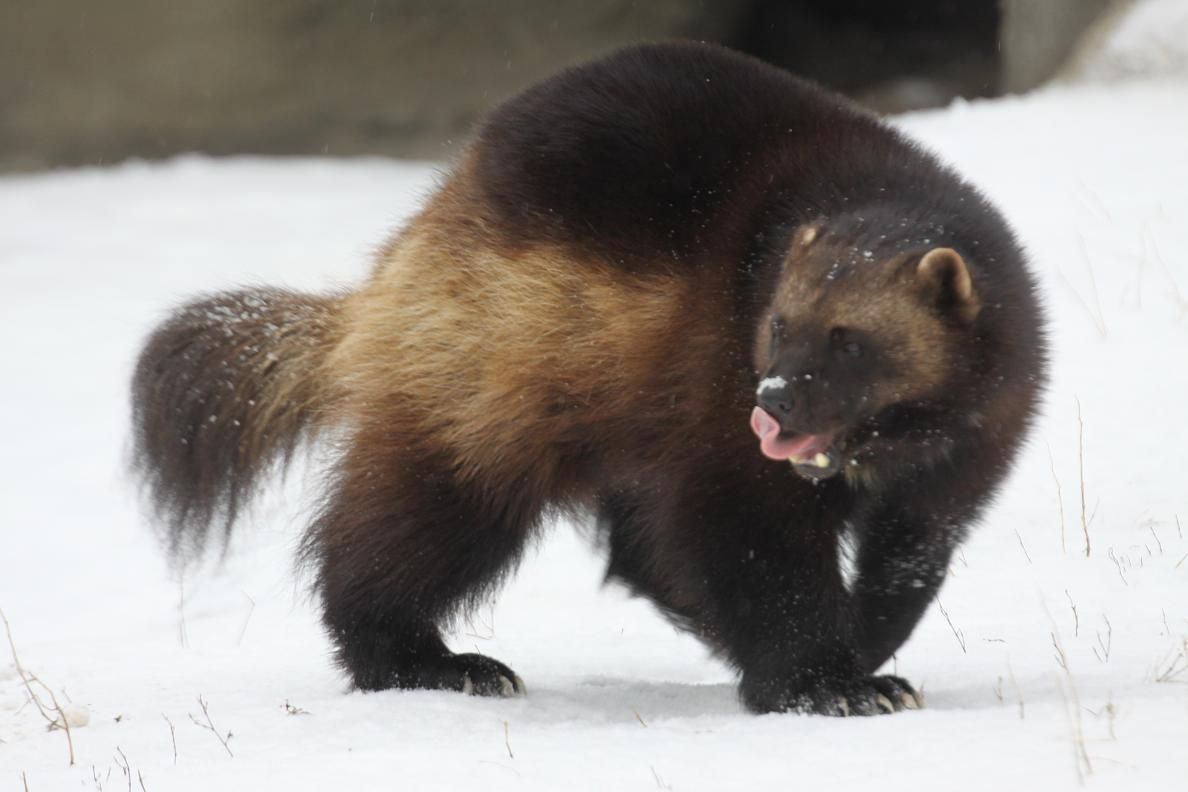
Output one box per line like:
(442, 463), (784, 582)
(743, 674), (922, 716)
(445, 653), (527, 698)
(397, 652), (527, 698)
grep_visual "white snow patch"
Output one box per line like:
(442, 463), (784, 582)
(756, 375), (787, 394)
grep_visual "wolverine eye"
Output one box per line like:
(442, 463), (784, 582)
(830, 327), (864, 357)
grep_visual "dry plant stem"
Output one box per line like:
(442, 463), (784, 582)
(189, 697), (233, 758)
(1094, 615), (1113, 664)
(0, 607), (75, 766)
(502, 721), (514, 760)
(1155, 640), (1187, 683)
(1076, 399), (1090, 557)
(1107, 548), (1128, 585)
(1149, 234), (1188, 315)
(1149, 524), (1163, 555)
(1051, 629), (1092, 783)
(138, 770), (148, 792)
(1008, 657), (1024, 721)
(1105, 695), (1116, 740)
(115, 747), (131, 792)
(22, 771), (29, 792)
(935, 597), (967, 653)
(283, 700), (311, 716)
(1075, 236), (1108, 337)
(464, 601), (497, 641)
(1052, 633), (1069, 671)
(633, 708), (648, 727)
(1014, 529), (1033, 563)
(162, 715), (177, 765)
(1048, 446), (1067, 553)
(1066, 590), (1080, 637)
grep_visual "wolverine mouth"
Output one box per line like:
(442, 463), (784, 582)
(749, 406), (841, 477)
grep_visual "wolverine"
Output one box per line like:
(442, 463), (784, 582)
(132, 42), (1046, 716)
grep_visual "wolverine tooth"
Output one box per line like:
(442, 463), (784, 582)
(813, 453), (830, 468)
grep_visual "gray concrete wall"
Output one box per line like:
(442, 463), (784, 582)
(1000, 0), (1115, 93)
(0, 1), (739, 171)
(0, 1), (1115, 172)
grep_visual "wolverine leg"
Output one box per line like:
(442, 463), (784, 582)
(304, 431), (539, 695)
(624, 471), (921, 716)
(850, 499), (960, 674)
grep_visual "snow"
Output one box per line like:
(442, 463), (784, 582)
(756, 376), (787, 394)
(3, 11), (1187, 792)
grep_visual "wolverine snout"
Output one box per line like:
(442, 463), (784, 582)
(755, 366), (823, 430)
(756, 377), (795, 420)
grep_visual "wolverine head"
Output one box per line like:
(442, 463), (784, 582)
(750, 220), (982, 484)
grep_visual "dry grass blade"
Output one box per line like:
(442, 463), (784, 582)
(1048, 446), (1067, 554)
(1051, 627), (1092, 784)
(1076, 399), (1090, 558)
(162, 714), (177, 764)
(1015, 529), (1033, 564)
(1065, 590), (1080, 637)
(935, 597), (967, 653)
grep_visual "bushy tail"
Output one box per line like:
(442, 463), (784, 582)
(131, 287), (344, 559)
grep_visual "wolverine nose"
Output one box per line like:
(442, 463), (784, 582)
(756, 377), (794, 418)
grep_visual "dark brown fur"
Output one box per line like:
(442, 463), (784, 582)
(132, 43), (1046, 714)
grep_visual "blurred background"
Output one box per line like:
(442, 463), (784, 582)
(1, 0), (1125, 172)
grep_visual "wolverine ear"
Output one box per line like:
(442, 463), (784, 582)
(917, 247), (980, 323)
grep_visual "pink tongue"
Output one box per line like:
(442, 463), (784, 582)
(749, 406), (832, 462)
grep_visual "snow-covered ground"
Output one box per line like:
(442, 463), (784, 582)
(3, 5), (1187, 790)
